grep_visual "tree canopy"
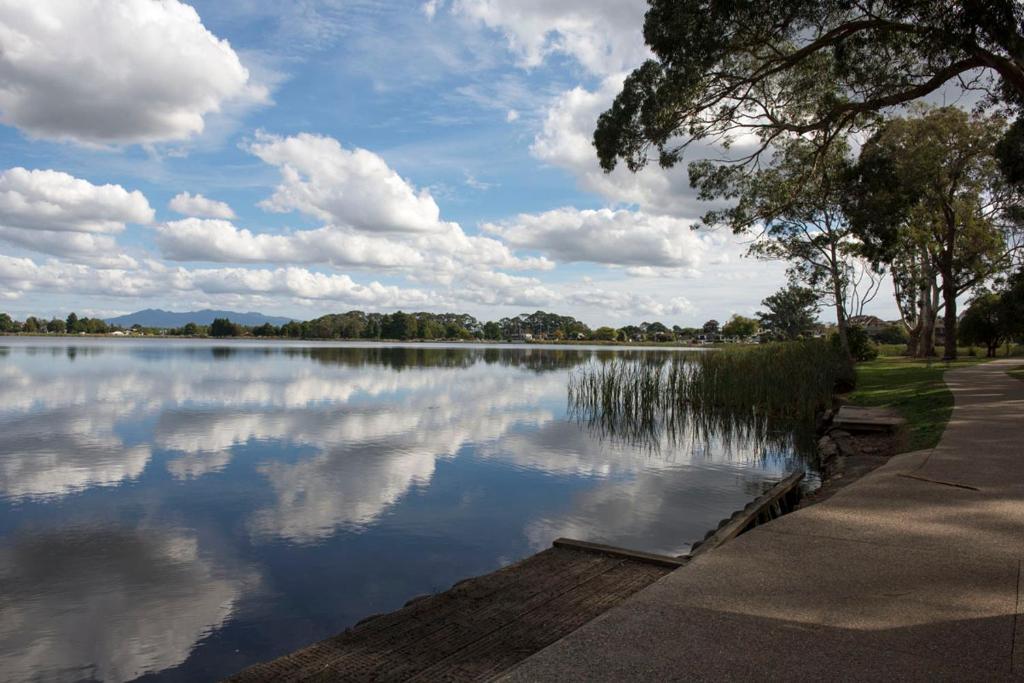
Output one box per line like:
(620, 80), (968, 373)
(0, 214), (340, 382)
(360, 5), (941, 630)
(595, 0), (1024, 179)
(758, 286), (821, 340)
(847, 107), (1023, 358)
(958, 291), (1008, 356)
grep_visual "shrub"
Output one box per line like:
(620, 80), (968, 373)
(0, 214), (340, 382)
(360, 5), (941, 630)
(834, 325), (879, 362)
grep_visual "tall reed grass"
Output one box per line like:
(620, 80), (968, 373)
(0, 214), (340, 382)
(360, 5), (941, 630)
(569, 340), (850, 422)
(567, 341), (847, 462)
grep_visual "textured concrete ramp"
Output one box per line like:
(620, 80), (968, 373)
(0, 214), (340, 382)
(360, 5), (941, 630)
(226, 546), (673, 682)
(503, 360), (1024, 681)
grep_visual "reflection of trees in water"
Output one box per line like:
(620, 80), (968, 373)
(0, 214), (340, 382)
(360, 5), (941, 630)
(9, 341), (691, 373)
(297, 346), (676, 373)
(108, 343), (687, 373)
(7, 345), (110, 361)
(298, 346), (686, 373)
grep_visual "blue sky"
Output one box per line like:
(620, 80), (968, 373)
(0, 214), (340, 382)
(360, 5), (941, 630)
(0, 0), (897, 326)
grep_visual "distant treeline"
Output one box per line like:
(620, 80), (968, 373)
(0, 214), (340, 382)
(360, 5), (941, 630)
(170, 311), (770, 342)
(195, 310), (649, 342)
(1, 309), (730, 342)
(0, 312), (108, 335)
(1, 306), (913, 345)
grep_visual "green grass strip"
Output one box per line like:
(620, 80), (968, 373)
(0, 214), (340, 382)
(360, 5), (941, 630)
(847, 356), (987, 453)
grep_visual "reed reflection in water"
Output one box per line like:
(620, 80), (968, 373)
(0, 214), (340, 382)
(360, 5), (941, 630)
(568, 353), (824, 469)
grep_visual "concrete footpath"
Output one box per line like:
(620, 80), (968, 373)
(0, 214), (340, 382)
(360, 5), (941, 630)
(503, 360), (1024, 681)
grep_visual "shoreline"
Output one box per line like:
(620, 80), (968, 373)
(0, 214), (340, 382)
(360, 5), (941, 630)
(229, 472), (812, 682)
(503, 360), (1024, 680)
(0, 332), (719, 349)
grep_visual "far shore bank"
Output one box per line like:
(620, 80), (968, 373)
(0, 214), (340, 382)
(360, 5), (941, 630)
(0, 332), (724, 348)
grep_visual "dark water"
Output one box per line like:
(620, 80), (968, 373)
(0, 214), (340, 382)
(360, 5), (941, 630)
(0, 339), (816, 682)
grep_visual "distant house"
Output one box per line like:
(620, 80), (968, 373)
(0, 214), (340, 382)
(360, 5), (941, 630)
(848, 315), (889, 335)
(110, 330), (126, 336)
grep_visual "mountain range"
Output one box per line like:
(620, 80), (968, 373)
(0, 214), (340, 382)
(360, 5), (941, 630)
(105, 309), (294, 328)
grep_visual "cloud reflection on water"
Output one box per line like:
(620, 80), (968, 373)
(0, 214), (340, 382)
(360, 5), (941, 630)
(0, 524), (256, 683)
(0, 341), (809, 681)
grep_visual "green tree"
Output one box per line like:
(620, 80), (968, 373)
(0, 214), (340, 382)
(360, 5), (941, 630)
(65, 312), (79, 333)
(183, 322), (199, 336)
(22, 316), (41, 333)
(482, 321), (502, 340)
(958, 291), (1007, 357)
(758, 286), (820, 341)
(848, 108), (1023, 359)
(697, 138), (881, 358)
(833, 325), (879, 362)
(644, 322), (670, 340)
(619, 325), (642, 341)
(701, 320), (719, 334)
(210, 318), (241, 337)
(47, 317), (65, 334)
(594, 1), (1024, 183)
(80, 318), (109, 334)
(252, 322), (278, 337)
(381, 311), (417, 340)
(281, 321), (303, 338)
(1001, 268), (1024, 343)
(593, 326), (618, 341)
(721, 315), (759, 339)
(0, 313), (16, 333)
(418, 317), (445, 340)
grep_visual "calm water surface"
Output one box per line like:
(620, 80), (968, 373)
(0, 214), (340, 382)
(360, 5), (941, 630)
(0, 338), (816, 682)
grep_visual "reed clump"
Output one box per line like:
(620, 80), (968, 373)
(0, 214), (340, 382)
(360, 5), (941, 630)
(569, 340), (850, 422)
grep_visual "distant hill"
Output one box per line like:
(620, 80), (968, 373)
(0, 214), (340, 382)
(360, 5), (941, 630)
(105, 309), (294, 329)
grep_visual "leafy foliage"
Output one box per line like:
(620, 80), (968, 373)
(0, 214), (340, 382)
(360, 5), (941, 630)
(595, 0), (1024, 181)
(847, 107), (1023, 358)
(959, 291), (1007, 356)
(209, 318), (241, 337)
(832, 325), (878, 362)
(757, 286), (820, 341)
(721, 315), (758, 338)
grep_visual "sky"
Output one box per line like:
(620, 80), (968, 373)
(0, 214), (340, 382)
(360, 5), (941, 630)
(0, 0), (900, 326)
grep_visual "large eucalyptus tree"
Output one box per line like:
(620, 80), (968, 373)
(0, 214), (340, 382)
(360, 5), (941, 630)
(595, 1), (1024, 180)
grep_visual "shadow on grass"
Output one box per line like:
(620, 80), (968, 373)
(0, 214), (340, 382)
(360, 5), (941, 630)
(846, 356), (989, 453)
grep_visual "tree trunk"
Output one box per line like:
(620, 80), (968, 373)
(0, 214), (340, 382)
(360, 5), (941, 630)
(905, 322), (921, 357)
(938, 203), (959, 361)
(833, 277), (851, 360)
(917, 279), (940, 358)
(918, 310), (937, 358)
(941, 275), (958, 360)
(914, 270), (939, 358)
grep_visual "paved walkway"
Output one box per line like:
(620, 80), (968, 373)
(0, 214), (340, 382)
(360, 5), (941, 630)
(503, 360), (1024, 681)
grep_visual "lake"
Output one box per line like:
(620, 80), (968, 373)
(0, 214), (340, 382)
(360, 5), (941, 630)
(0, 338), (816, 682)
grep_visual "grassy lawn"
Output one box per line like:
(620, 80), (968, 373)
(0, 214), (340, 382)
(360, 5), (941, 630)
(845, 355), (988, 453)
(1009, 365), (1024, 382)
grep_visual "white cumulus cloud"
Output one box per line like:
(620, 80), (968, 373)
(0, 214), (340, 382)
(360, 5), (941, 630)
(531, 77), (716, 219)
(0, 0), (267, 145)
(168, 192), (236, 220)
(0, 167), (151, 267)
(0, 168), (153, 233)
(484, 207), (706, 270)
(249, 132), (451, 234)
(155, 219), (426, 269)
(453, 0), (649, 77)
